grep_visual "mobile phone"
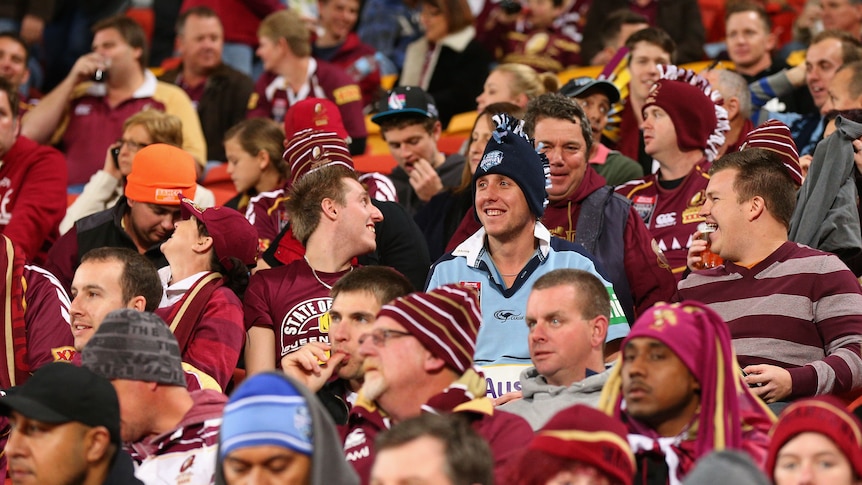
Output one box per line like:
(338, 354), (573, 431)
(740, 368), (764, 388)
(111, 146), (120, 168)
(499, 0), (522, 15)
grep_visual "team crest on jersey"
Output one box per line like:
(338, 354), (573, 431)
(632, 195), (657, 224)
(480, 150), (503, 172)
(682, 189), (707, 224)
(180, 455), (195, 473)
(52, 346), (76, 361)
(280, 297), (332, 355)
(459, 281), (481, 305)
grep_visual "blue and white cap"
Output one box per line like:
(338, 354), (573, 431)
(371, 86), (439, 124)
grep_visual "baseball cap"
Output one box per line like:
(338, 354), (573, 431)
(179, 197), (258, 270)
(284, 98), (349, 140)
(559, 77), (621, 104)
(371, 86), (439, 124)
(0, 362), (121, 444)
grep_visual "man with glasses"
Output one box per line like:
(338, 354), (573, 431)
(341, 284), (532, 484)
(45, 143), (197, 291)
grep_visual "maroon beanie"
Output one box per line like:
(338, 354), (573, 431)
(376, 284), (480, 374)
(767, 396), (862, 480)
(740, 120), (803, 186)
(530, 404), (635, 485)
(283, 129), (354, 187)
(642, 65), (728, 161)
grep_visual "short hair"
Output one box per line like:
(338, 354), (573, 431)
(331, 266), (414, 305)
(0, 76), (19, 119)
(80, 247), (162, 312)
(456, 101), (525, 191)
(710, 148), (797, 229)
(837, 60), (862, 99)
(811, 29), (862, 65)
(123, 110), (183, 147)
(532, 269), (611, 320)
(600, 9), (649, 48)
(708, 69), (752, 119)
(377, 113), (437, 136)
(824, 108), (862, 124)
(195, 219), (250, 299)
(285, 165), (357, 245)
(224, 118), (289, 178)
(724, 2), (772, 31)
(375, 413), (494, 485)
(175, 6), (221, 37)
(625, 27), (676, 63)
(0, 31), (29, 66)
(524, 92), (593, 157)
(421, 0), (473, 34)
(492, 63), (560, 101)
(92, 15), (148, 69)
(258, 10), (311, 58)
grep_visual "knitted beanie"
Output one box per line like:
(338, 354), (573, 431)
(283, 129), (354, 187)
(82, 309), (186, 387)
(376, 284), (481, 374)
(125, 144), (197, 204)
(472, 113), (550, 218)
(767, 396), (862, 479)
(220, 372), (313, 458)
(530, 404), (635, 485)
(740, 120), (803, 186)
(642, 65), (729, 162)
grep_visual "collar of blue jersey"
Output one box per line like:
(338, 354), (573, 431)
(451, 220), (551, 268)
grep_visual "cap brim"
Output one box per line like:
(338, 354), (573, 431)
(371, 108), (433, 124)
(178, 193), (204, 221)
(561, 80), (621, 104)
(0, 394), (72, 424)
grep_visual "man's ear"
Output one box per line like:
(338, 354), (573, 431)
(424, 350), (447, 373)
(127, 295), (147, 312)
(193, 235), (214, 255)
(321, 197), (339, 221)
(431, 120), (443, 141)
(83, 425), (112, 463)
(590, 315), (609, 348)
(747, 195), (765, 221)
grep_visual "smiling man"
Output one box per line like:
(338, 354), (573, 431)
(599, 301), (773, 484)
(426, 113), (624, 395)
(679, 148), (862, 406)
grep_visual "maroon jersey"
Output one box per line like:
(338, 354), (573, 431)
(616, 159), (711, 281)
(244, 259), (353, 365)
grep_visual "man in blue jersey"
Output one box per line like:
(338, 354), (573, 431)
(425, 114), (628, 398)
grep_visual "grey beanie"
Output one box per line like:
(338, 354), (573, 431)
(81, 309), (186, 387)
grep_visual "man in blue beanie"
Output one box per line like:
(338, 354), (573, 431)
(426, 113), (629, 398)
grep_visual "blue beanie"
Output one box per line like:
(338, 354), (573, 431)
(220, 373), (313, 458)
(472, 114), (550, 218)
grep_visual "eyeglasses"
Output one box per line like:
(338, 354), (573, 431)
(358, 328), (413, 347)
(116, 139), (150, 152)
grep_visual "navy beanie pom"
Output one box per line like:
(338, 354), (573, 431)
(472, 114), (550, 218)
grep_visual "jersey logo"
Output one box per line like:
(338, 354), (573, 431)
(280, 297), (332, 355)
(493, 310), (523, 322)
(459, 281), (481, 305)
(632, 195), (656, 225)
(480, 150), (503, 172)
(52, 346), (76, 361)
(333, 85), (361, 105)
(654, 212), (676, 228)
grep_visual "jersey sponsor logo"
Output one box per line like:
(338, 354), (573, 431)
(52, 346), (76, 361)
(73, 104), (93, 116)
(654, 212), (676, 228)
(480, 150), (503, 172)
(493, 309), (523, 322)
(632, 195), (656, 224)
(607, 288), (627, 325)
(333, 85), (361, 105)
(280, 297), (332, 355)
(346, 446), (370, 462)
(344, 428), (367, 450)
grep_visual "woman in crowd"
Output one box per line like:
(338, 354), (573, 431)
(476, 63), (559, 113)
(156, 198), (258, 393)
(222, 118), (288, 214)
(414, 101), (523, 260)
(60, 110), (215, 234)
(399, 0), (491, 128)
(767, 396), (862, 485)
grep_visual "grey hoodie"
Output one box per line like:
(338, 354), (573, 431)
(214, 373), (359, 485)
(500, 366), (612, 430)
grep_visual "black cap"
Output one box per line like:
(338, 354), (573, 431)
(0, 362), (121, 444)
(371, 86), (439, 124)
(559, 77), (621, 104)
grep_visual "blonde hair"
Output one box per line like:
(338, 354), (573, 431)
(494, 63), (559, 102)
(123, 110), (183, 147)
(258, 10), (311, 57)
